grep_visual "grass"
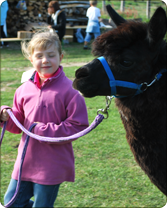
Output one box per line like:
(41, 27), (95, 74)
(0, 42), (166, 207)
(1, 2), (167, 206)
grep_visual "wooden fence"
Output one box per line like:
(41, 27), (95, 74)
(102, 0), (166, 19)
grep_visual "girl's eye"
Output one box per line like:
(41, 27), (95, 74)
(120, 60), (133, 68)
(36, 55), (43, 58)
(49, 53), (56, 57)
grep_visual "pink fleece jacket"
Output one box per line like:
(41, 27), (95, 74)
(0, 66), (89, 185)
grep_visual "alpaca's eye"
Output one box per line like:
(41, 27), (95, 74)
(120, 60), (133, 68)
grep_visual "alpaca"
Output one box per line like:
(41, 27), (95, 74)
(73, 6), (166, 195)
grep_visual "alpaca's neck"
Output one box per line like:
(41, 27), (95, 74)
(116, 94), (166, 143)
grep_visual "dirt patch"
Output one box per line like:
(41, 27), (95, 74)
(1, 67), (33, 71)
(62, 62), (87, 67)
(1, 62), (87, 73)
(21, 62), (87, 71)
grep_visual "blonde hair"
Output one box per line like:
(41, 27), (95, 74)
(89, 1), (97, 6)
(21, 31), (62, 59)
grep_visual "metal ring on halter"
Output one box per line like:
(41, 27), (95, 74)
(140, 82), (148, 91)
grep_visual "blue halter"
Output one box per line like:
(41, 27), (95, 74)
(97, 56), (167, 98)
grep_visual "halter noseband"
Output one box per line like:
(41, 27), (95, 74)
(97, 56), (167, 98)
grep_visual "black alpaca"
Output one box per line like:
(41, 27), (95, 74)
(73, 6), (167, 195)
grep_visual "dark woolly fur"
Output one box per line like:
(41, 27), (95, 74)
(93, 11), (166, 195)
(92, 21), (148, 57)
(73, 6), (166, 195)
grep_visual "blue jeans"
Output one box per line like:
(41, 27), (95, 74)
(84, 32), (100, 42)
(4, 179), (60, 207)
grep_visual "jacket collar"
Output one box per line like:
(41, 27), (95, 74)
(29, 65), (63, 83)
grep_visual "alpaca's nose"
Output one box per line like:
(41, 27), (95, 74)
(75, 67), (89, 79)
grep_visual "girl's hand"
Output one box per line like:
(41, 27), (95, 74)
(0, 109), (10, 121)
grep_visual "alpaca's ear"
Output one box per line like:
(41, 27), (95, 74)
(106, 5), (126, 26)
(147, 7), (167, 48)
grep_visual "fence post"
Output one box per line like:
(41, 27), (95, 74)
(102, 0), (106, 13)
(146, 0), (151, 19)
(120, 0), (125, 12)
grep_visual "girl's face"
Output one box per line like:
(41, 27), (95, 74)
(30, 45), (63, 81)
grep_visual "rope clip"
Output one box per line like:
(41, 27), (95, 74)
(97, 96), (114, 119)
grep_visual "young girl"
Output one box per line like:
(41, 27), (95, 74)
(0, 31), (89, 207)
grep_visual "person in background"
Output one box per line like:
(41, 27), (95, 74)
(0, 0), (9, 48)
(0, 31), (89, 207)
(83, 0), (101, 50)
(47, 1), (66, 42)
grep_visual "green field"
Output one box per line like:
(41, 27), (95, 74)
(1, 41), (166, 207)
(1, 1), (166, 207)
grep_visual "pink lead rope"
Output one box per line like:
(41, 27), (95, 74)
(0, 109), (104, 207)
(5, 109), (104, 142)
